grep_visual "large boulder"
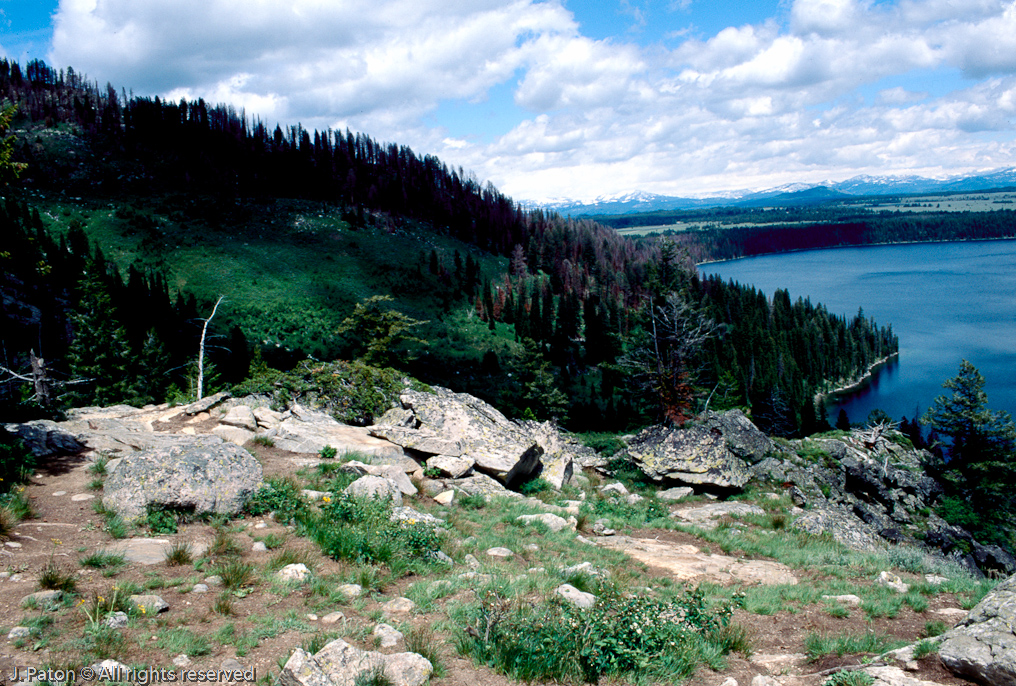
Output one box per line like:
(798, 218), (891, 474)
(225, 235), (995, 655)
(371, 388), (543, 486)
(281, 639), (432, 686)
(618, 418), (757, 489)
(699, 410), (776, 463)
(102, 442), (263, 520)
(940, 574), (1016, 686)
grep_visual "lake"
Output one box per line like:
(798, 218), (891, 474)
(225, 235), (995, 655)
(698, 240), (1016, 426)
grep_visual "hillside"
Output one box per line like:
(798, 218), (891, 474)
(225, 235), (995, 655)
(0, 57), (900, 438)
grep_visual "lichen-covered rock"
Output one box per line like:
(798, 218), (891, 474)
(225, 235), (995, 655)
(699, 410), (776, 463)
(940, 573), (1016, 686)
(282, 639), (432, 686)
(102, 443), (263, 521)
(425, 455), (474, 479)
(793, 504), (884, 552)
(619, 420), (753, 488)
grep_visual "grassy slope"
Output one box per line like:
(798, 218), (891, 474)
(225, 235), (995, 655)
(31, 190), (514, 363)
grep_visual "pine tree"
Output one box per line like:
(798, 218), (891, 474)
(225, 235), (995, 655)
(67, 274), (134, 406)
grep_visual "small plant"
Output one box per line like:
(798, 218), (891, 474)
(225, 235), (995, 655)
(246, 477), (308, 524)
(209, 529), (242, 558)
(922, 620), (948, 638)
(519, 477), (551, 496)
(146, 506), (178, 534)
(913, 639), (939, 659)
(87, 455), (109, 476)
(319, 445), (338, 460)
(823, 670), (875, 686)
(213, 592), (234, 616)
(423, 466), (442, 479)
(353, 664), (393, 686)
(261, 532), (287, 550)
(0, 486), (35, 521)
(105, 515), (128, 539)
(404, 626), (445, 677)
(88, 477), (105, 491)
(80, 550), (126, 571)
(217, 560), (257, 591)
(251, 435), (275, 447)
(39, 561), (76, 592)
(457, 492), (486, 510)
(164, 542), (193, 567)
(805, 631), (908, 661)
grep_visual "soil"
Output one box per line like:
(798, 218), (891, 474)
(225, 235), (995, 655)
(0, 439), (980, 686)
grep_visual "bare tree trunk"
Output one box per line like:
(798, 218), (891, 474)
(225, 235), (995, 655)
(30, 350), (51, 407)
(197, 296), (224, 401)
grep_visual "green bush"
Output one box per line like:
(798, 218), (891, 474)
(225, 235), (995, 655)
(309, 493), (440, 566)
(246, 477), (308, 524)
(146, 506), (178, 534)
(577, 432), (626, 457)
(823, 671), (874, 686)
(458, 587), (735, 683)
(234, 359), (423, 426)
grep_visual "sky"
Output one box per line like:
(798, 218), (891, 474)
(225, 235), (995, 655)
(4, 0), (1016, 203)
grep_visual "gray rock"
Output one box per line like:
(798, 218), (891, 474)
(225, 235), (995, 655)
(516, 513), (572, 532)
(3, 419), (84, 456)
(381, 597), (416, 614)
(184, 391), (231, 415)
(211, 424), (256, 446)
(104, 611), (129, 629)
(221, 405), (258, 432)
(129, 594), (169, 614)
(425, 455), (474, 479)
(344, 475), (402, 506)
(793, 504), (884, 552)
(658, 486), (694, 501)
(8, 626), (31, 639)
(877, 571), (910, 594)
(102, 442), (263, 520)
(620, 419), (753, 488)
(337, 584), (362, 599)
(940, 573), (1016, 685)
(191, 584), (209, 594)
(555, 583), (596, 609)
(672, 502), (764, 529)
(321, 611), (345, 624)
(281, 639), (432, 686)
(373, 623), (403, 648)
(277, 564), (313, 583)
(699, 410), (777, 463)
(22, 589), (62, 608)
(600, 482), (630, 496)
(173, 655), (192, 667)
(486, 547), (514, 558)
(453, 473), (522, 500)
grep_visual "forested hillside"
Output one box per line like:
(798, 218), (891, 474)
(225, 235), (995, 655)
(1, 58), (896, 435)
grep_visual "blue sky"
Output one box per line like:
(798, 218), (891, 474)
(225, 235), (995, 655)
(4, 0), (1016, 202)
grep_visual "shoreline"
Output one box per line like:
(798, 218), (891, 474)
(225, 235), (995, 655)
(695, 235), (1016, 267)
(814, 352), (900, 407)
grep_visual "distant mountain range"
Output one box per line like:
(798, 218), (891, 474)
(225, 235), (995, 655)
(536, 168), (1016, 216)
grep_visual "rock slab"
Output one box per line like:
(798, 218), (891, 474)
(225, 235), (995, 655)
(281, 639), (431, 686)
(940, 573), (1016, 686)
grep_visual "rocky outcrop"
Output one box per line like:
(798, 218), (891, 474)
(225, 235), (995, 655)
(940, 573), (1016, 685)
(618, 411), (764, 488)
(370, 387), (548, 487)
(271, 404), (406, 462)
(102, 442), (263, 520)
(4, 419), (85, 456)
(281, 638), (432, 686)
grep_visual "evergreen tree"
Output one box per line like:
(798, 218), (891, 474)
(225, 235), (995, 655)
(67, 274), (134, 406)
(835, 408), (851, 431)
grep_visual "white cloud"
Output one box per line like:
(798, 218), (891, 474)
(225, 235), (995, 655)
(43, 0), (1016, 201)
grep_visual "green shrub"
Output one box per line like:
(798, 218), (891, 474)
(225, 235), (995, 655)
(319, 445), (338, 460)
(823, 671), (874, 686)
(805, 631), (908, 661)
(518, 477), (551, 496)
(80, 550), (126, 570)
(457, 493), (486, 510)
(458, 587), (734, 683)
(146, 506), (178, 534)
(309, 493), (440, 566)
(246, 477), (308, 523)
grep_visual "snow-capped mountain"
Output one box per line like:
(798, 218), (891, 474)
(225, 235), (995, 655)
(536, 168), (1016, 216)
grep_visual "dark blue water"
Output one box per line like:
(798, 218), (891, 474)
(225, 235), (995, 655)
(698, 240), (1016, 426)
